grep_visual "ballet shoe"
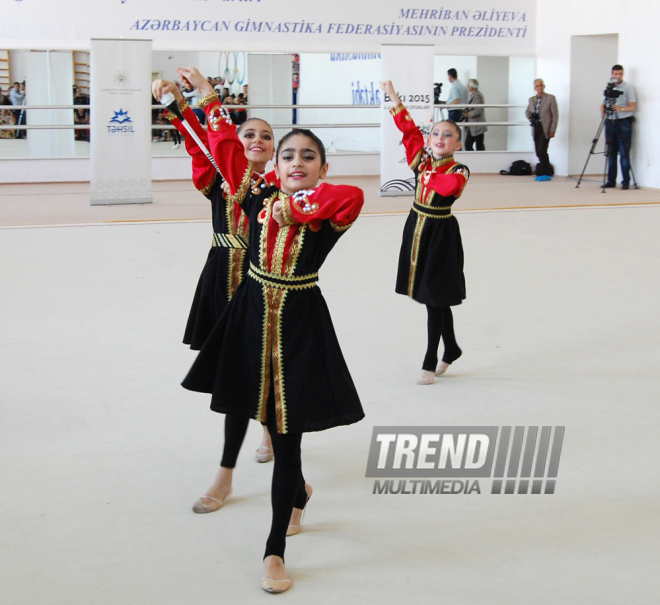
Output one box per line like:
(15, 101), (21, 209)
(260, 577), (291, 594)
(255, 444), (274, 463)
(437, 348), (462, 375)
(416, 370), (435, 385)
(191, 489), (231, 514)
(287, 484), (313, 536)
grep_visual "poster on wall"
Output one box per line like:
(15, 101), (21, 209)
(380, 45), (434, 196)
(89, 38), (153, 206)
(3, 0), (535, 52)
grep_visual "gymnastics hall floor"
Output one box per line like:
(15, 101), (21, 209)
(1, 175), (659, 604)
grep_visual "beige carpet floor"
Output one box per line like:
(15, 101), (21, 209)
(1, 179), (659, 604)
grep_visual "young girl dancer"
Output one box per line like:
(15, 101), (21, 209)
(178, 67), (364, 593)
(152, 80), (277, 514)
(382, 80), (470, 385)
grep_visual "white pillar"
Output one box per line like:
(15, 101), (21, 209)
(25, 51), (75, 158)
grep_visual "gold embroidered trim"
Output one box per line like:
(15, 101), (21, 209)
(178, 99), (190, 113)
(271, 224), (290, 277)
(408, 213), (427, 296)
(226, 163), (254, 206)
(430, 154), (455, 169)
(199, 173), (217, 196)
(212, 232), (248, 249)
(390, 104), (406, 116)
(330, 219), (355, 232)
(163, 111), (178, 122)
(198, 92), (219, 108)
(282, 225), (305, 277)
(227, 249), (246, 298)
(259, 194), (277, 271)
(412, 206), (453, 219)
(249, 263), (318, 283)
(409, 149), (424, 171)
(280, 195), (295, 225)
(256, 286), (274, 423)
(271, 289), (288, 434)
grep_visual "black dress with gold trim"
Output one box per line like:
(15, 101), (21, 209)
(182, 98), (365, 435)
(391, 104), (470, 307)
(165, 98), (275, 350)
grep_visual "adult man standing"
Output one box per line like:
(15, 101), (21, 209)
(463, 79), (487, 151)
(526, 78), (558, 180)
(9, 82), (26, 139)
(601, 64), (636, 189)
(446, 68), (468, 122)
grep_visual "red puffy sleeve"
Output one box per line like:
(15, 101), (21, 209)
(390, 104), (426, 171)
(427, 164), (470, 198)
(200, 94), (253, 204)
(279, 183), (363, 232)
(163, 100), (217, 195)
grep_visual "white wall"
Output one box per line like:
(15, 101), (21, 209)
(568, 35), (618, 175)
(152, 51), (200, 83)
(536, 0), (659, 185)
(298, 53), (381, 153)
(508, 56), (536, 152)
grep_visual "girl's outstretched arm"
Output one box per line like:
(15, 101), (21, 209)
(153, 79), (217, 195)
(177, 67), (252, 201)
(275, 183), (363, 232)
(381, 80), (426, 170)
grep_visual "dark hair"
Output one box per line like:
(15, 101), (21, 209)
(433, 119), (462, 142)
(237, 117), (273, 135)
(447, 68), (458, 79)
(612, 64), (624, 72)
(276, 128), (326, 165)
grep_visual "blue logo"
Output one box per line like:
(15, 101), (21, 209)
(108, 109), (134, 134)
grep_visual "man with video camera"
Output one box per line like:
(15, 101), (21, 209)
(526, 78), (558, 180)
(601, 65), (636, 190)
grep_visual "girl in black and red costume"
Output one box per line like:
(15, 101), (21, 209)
(177, 67), (364, 593)
(382, 80), (470, 385)
(152, 80), (279, 514)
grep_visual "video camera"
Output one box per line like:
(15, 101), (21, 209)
(528, 111), (541, 126)
(603, 79), (624, 114)
(433, 82), (442, 105)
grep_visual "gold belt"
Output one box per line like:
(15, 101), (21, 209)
(211, 233), (248, 249)
(412, 202), (452, 219)
(247, 263), (318, 290)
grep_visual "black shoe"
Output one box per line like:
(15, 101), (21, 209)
(603, 182), (616, 188)
(621, 183), (630, 190)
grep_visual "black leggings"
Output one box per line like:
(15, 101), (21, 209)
(220, 414), (250, 468)
(172, 129), (182, 145)
(264, 386), (307, 561)
(422, 305), (462, 371)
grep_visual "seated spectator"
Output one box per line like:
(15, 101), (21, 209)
(233, 93), (247, 125)
(182, 84), (205, 125)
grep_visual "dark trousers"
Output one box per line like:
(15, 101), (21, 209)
(605, 118), (633, 185)
(422, 306), (462, 371)
(533, 123), (552, 176)
(447, 109), (464, 123)
(464, 132), (485, 151)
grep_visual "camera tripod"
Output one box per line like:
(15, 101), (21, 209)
(575, 109), (639, 190)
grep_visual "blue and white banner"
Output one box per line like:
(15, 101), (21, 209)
(89, 39), (152, 206)
(4, 1), (535, 52)
(380, 45), (434, 196)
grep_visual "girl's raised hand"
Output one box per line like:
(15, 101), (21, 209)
(176, 67), (214, 97)
(380, 80), (401, 106)
(152, 79), (183, 103)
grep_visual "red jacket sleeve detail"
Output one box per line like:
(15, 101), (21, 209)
(283, 183), (364, 230)
(264, 169), (280, 188)
(427, 173), (468, 198)
(203, 99), (252, 201)
(391, 104), (426, 170)
(165, 107), (216, 193)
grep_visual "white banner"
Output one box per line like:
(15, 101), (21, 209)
(3, 1), (535, 52)
(380, 45), (435, 196)
(90, 39), (152, 206)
